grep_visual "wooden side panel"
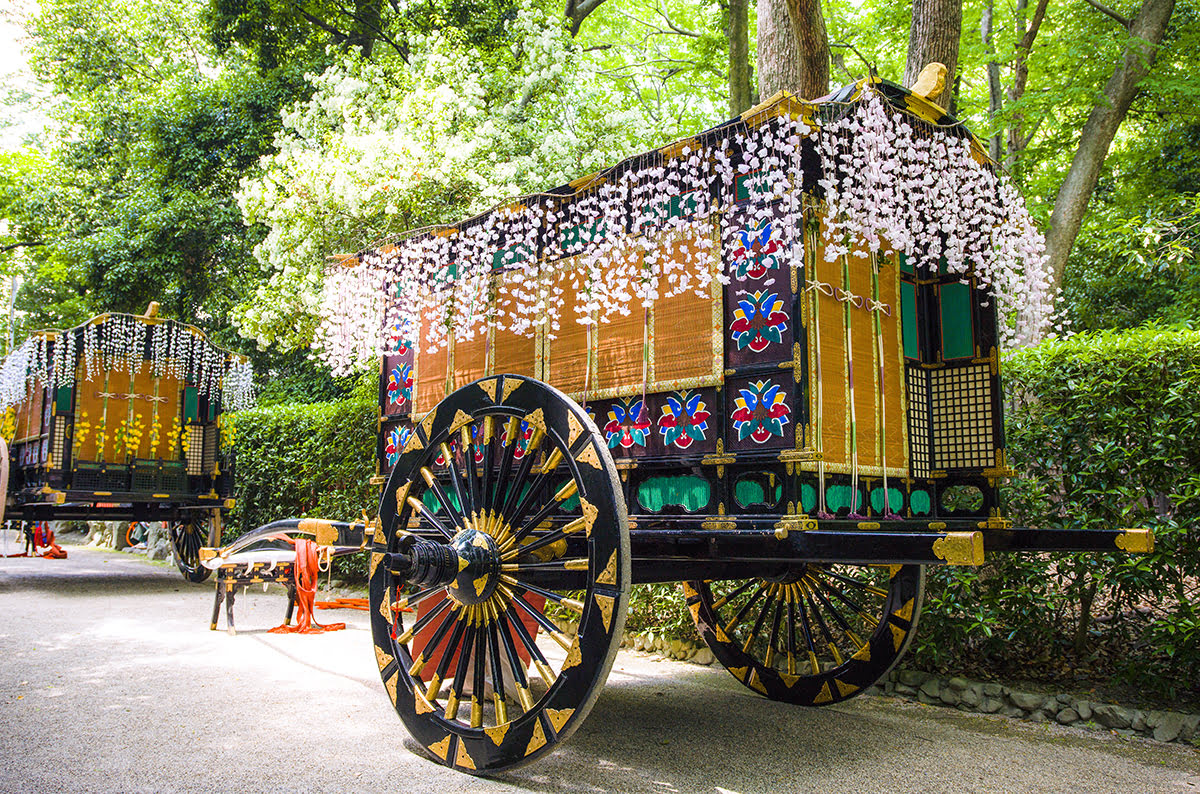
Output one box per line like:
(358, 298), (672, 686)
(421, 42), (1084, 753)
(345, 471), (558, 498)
(878, 257), (907, 470)
(451, 313), (488, 393)
(848, 249), (878, 469)
(811, 240), (848, 468)
(654, 232), (720, 385)
(543, 261), (590, 395)
(414, 307), (449, 416)
(492, 271), (537, 379)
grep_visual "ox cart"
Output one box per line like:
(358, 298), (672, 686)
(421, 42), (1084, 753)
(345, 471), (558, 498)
(0, 305), (254, 581)
(312, 74), (1152, 773)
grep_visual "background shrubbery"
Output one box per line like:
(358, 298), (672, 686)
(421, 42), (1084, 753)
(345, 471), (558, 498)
(227, 327), (1200, 702)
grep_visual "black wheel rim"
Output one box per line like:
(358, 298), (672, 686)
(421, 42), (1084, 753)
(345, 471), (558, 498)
(686, 564), (924, 705)
(370, 375), (630, 773)
(171, 517), (212, 583)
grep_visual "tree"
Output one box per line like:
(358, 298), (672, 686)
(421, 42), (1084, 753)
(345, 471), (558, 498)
(1044, 0), (1177, 292)
(903, 0), (962, 109)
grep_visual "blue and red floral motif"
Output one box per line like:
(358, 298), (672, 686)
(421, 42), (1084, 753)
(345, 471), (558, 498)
(385, 426), (412, 467)
(657, 391), (711, 450)
(731, 380), (791, 444)
(386, 321), (412, 356)
(731, 219), (783, 279)
(730, 291), (788, 353)
(604, 398), (651, 450)
(387, 363), (413, 408)
(500, 420), (535, 460)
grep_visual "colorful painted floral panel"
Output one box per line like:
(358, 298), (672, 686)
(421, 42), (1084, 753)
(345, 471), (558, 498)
(730, 379), (791, 445)
(604, 397), (651, 451)
(657, 391), (712, 450)
(387, 363), (413, 409)
(499, 419), (535, 460)
(730, 291), (788, 353)
(730, 219), (783, 280)
(385, 425), (412, 468)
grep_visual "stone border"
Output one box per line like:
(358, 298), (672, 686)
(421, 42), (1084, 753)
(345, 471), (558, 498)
(873, 669), (1200, 746)
(599, 624), (1200, 748)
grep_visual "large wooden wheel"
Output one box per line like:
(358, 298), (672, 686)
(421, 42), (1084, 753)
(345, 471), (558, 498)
(170, 514), (213, 583)
(685, 564), (924, 705)
(370, 375), (630, 773)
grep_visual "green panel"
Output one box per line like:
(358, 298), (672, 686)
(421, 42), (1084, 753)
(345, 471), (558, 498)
(670, 190), (701, 219)
(901, 282), (919, 360)
(910, 489), (932, 515)
(734, 479), (765, 507)
(826, 485), (865, 513)
(800, 482), (817, 513)
(422, 488), (461, 513)
(939, 283), (975, 360)
(55, 386), (73, 414)
(183, 387), (199, 422)
(899, 252), (915, 275)
(735, 171), (772, 202)
(870, 487), (905, 513)
(492, 243), (532, 270)
(637, 475), (711, 513)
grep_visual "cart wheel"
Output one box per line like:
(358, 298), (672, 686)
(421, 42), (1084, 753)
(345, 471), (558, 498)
(170, 515), (213, 583)
(685, 564), (924, 706)
(370, 375), (629, 773)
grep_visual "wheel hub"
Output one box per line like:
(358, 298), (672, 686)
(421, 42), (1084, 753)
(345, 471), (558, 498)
(445, 528), (501, 605)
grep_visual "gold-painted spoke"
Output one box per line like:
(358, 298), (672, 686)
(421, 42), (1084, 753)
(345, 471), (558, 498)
(806, 573), (881, 630)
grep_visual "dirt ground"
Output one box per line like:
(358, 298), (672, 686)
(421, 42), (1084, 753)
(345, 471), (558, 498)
(0, 534), (1197, 793)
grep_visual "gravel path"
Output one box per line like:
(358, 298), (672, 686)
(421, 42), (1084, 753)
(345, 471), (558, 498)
(0, 539), (1197, 793)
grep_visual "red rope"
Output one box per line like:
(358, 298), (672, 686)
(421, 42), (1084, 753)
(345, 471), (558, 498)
(269, 538), (344, 634)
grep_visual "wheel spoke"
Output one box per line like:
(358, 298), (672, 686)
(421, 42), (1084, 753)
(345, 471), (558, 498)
(471, 607), (488, 728)
(764, 594), (785, 669)
(723, 582), (768, 636)
(794, 586), (823, 673)
(444, 622), (478, 721)
(419, 466), (468, 530)
(487, 417), (522, 535)
(501, 577), (584, 614)
(740, 585), (777, 654)
(486, 613), (509, 724)
(505, 587), (574, 652)
(809, 573), (880, 630)
(424, 611), (470, 701)
(711, 579), (757, 611)
(441, 442), (474, 527)
(503, 604), (558, 689)
(820, 568), (889, 598)
(396, 595), (455, 645)
(404, 494), (456, 540)
(406, 602), (461, 679)
(496, 609), (537, 713)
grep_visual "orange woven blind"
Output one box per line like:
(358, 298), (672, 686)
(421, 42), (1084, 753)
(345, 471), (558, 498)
(543, 264), (590, 395)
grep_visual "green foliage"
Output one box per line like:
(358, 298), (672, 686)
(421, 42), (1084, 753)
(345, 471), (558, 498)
(227, 392), (377, 577)
(911, 326), (1200, 698)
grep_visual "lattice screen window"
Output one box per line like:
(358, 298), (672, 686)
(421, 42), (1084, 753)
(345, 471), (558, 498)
(186, 427), (205, 476)
(203, 425), (219, 474)
(906, 367), (930, 478)
(51, 415), (68, 469)
(930, 364), (995, 470)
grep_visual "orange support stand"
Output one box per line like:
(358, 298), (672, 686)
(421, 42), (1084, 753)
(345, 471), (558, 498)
(269, 538), (345, 634)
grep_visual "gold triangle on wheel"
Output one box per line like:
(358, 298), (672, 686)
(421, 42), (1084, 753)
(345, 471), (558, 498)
(485, 723), (511, 746)
(502, 377), (523, 404)
(594, 593), (615, 634)
(404, 428), (425, 454)
(567, 412), (585, 447)
(576, 445), (602, 470)
(889, 623), (907, 652)
(481, 378), (500, 404)
(728, 665), (749, 682)
(579, 498), (599, 538)
(450, 409), (474, 433)
(415, 687), (436, 715)
(384, 671), (399, 705)
(420, 411), (436, 441)
(393, 481), (412, 515)
(595, 551), (617, 586)
(835, 679), (860, 698)
(428, 735), (451, 762)
(813, 682), (833, 705)
(525, 720), (547, 755)
(546, 708), (574, 734)
(894, 597), (914, 622)
(454, 740), (477, 770)
(779, 672), (801, 688)
(681, 582), (698, 598)
(370, 552), (384, 579)
(714, 626), (731, 644)
(747, 670), (768, 694)
(851, 642), (872, 662)
(379, 594), (392, 622)
(562, 639), (583, 671)
(374, 644), (393, 672)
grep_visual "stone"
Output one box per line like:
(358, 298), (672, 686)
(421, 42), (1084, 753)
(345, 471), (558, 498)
(939, 689), (961, 707)
(1003, 706), (1025, 718)
(960, 687), (982, 709)
(982, 683), (1005, 697)
(920, 679), (941, 698)
(1131, 711), (1148, 732)
(692, 648), (714, 666)
(1180, 715), (1200, 742)
(1041, 698), (1061, 716)
(1153, 713), (1186, 743)
(1056, 693), (1074, 705)
(1029, 711), (1048, 723)
(1056, 708), (1079, 725)
(897, 670), (928, 687)
(947, 677), (969, 692)
(1009, 691), (1044, 712)
(1076, 701), (1092, 721)
(917, 691), (939, 706)
(894, 684), (916, 697)
(980, 697), (1003, 714)
(1093, 703), (1132, 730)
(883, 681), (896, 696)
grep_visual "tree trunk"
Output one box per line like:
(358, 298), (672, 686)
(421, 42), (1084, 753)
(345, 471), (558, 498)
(1004, 0), (1049, 175)
(757, 0), (802, 99)
(564, 0), (607, 36)
(785, 0), (829, 100)
(1045, 0), (1176, 292)
(726, 0), (753, 115)
(981, 0), (1003, 163)
(903, 0), (962, 111)
(348, 0), (382, 57)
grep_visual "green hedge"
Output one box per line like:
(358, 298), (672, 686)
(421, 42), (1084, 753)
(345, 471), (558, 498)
(227, 392), (378, 578)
